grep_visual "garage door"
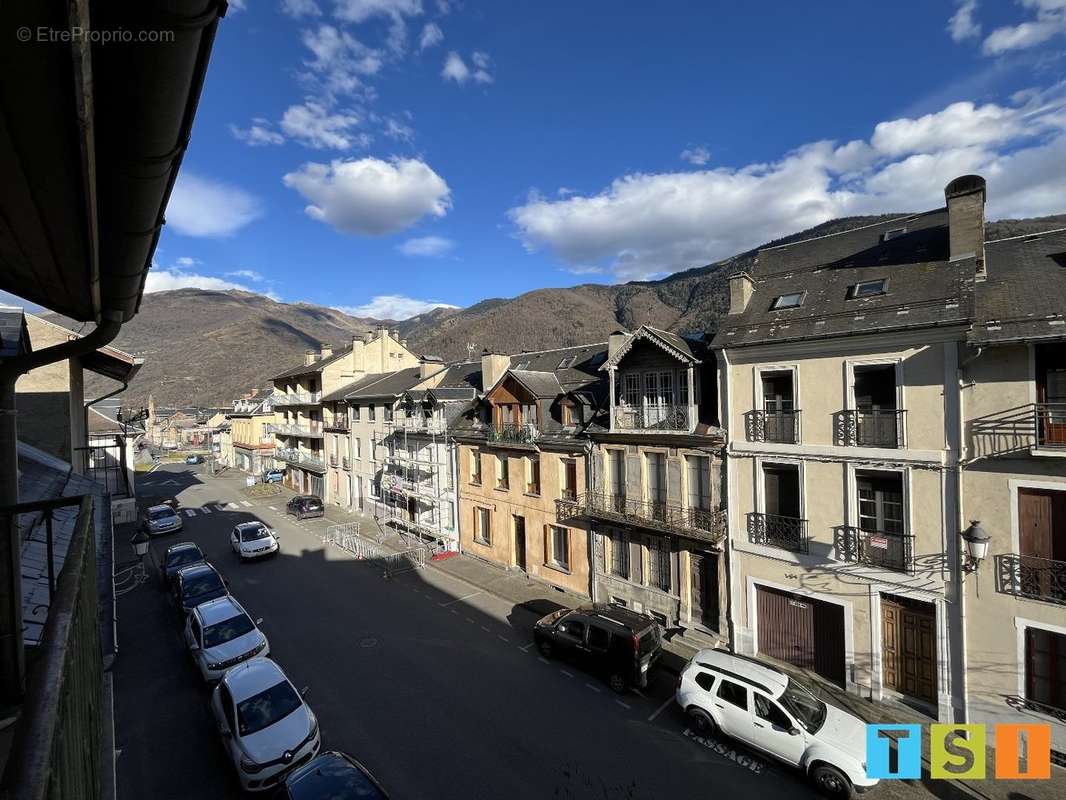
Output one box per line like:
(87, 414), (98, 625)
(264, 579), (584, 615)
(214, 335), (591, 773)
(756, 585), (846, 686)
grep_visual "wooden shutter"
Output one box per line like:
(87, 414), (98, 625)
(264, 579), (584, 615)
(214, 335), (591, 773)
(1020, 489), (1054, 560)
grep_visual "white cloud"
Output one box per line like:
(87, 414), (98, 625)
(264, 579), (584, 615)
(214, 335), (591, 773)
(335, 294), (458, 320)
(229, 0), (247, 10)
(281, 101), (368, 149)
(383, 116), (415, 142)
(145, 270), (252, 294)
(166, 174), (262, 238)
(419, 22), (443, 49)
(333, 0), (423, 23)
(982, 0), (1066, 54)
(229, 118), (285, 146)
(226, 269), (266, 282)
(948, 0), (981, 42)
(398, 235), (454, 256)
(442, 50), (492, 84)
(283, 157), (452, 236)
(301, 25), (383, 97)
(680, 146), (711, 166)
(281, 0), (322, 17)
(509, 89), (1066, 281)
(175, 256), (200, 268)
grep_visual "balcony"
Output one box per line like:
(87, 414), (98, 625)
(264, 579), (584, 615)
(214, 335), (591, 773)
(837, 526), (914, 574)
(324, 416), (350, 432)
(838, 409), (906, 448)
(556, 492), (727, 546)
(1034, 403), (1066, 450)
(233, 436), (276, 450)
(746, 410), (801, 444)
(489, 422), (538, 446)
(394, 416), (446, 435)
(613, 404), (693, 433)
(747, 512), (809, 553)
(342, 457), (351, 470)
(272, 391), (322, 407)
(276, 448), (326, 473)
(995, 553), (1066, 605)
(268, 422), (324, 439)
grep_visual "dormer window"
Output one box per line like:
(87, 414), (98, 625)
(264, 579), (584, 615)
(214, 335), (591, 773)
(849, 279), (887, 299)
(557, 355), (578, 369)
(771, 292), (804, 310)
(883, 227), (906, 241)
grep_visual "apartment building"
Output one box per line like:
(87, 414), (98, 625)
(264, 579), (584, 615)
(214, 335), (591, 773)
(961, 222), (1066, 752)
(712, 178), (989, 721)
(228, 388), (276, 475)
(452, 345), (607, 597)
(557, 326), (727, 633)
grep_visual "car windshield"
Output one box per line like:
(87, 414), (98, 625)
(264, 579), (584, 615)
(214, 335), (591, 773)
(203, 612), (255, 648)
(241, 526), (271, 542)
(183, 571), (223, 599)
(149, 508), (176, 521)
(236, 679), (302, 736)
(167, 549), (201, 568)
(305, 500), (321, 509)
(288, 754), (387, 799)
(637, 625), (660, 656)
(779, 678), (828, 733)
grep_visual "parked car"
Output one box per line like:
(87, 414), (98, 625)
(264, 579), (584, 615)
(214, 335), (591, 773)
(286, 495), (324, 520)
(231, 522), (280, 562)
(210, 658), (321, 792)
(172, 562), (229, 619)
(142, 503), (183, 536)
(263, 469), (285, 484)
(161, 542), (206, 589)
(675, 649), (876, 799)
(184, 595), (269, 682)
(186, 454), (204, 464)
(282, 751), (390, 800)
(533, 603), (662, 692)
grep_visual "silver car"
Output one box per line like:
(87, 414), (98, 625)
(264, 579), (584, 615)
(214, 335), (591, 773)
(210, 659), (321, 792)
(184, 595), (269, 682)
(143, 503), (183, 536)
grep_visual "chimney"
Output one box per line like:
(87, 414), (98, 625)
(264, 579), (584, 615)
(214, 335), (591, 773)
(390, 329), (400, 341)
(363, 331), (373, 344)
(420, 356), (443, 380)
(401, 338), (408, 349)
(608, 330), (629, 360)
(729, 273), (755, 315)
(319, 342), (333, 359)
(351, 335), (365, 372)
(304, 349), (316, 366)
(481, 349), (510, 391)
(945, 174), (986, 267)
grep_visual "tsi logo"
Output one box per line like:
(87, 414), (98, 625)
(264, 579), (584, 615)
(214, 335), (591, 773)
(866, 723), (1053, 781)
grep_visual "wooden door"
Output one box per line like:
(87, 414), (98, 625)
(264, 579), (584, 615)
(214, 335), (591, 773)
(881, 596), (937, 703)
(690, 552), (720, 631)
(513, 516), (526, 571)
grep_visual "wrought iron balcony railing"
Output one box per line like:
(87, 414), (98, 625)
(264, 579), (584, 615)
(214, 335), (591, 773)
(747, 512), (809, 553)
(489, 422), (538, 445)
(272, 391), (322, 407)
(556, 492), (727, 545)
(324, 416), (350, 431)
(612, 404), (693, 432)
(838, 409), (906, 448)
(276, 448), (326, 472)
(1035, 403), (1066, 449)
(746, 410), (801, 444)
(268, 422), (324, 438)
(995, 553), (1066, 605)
(837, 526), (914, 574)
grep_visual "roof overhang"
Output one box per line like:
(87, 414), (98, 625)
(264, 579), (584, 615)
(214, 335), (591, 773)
(600, 325), (698, 370)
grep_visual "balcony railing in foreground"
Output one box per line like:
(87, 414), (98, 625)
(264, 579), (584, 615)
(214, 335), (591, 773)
(838, 409), (906, 448)
(747, 512), (809, 554)
(556, 492), (726, 544)
(837, 526), (913, 574)
(995, 553), (1066, 605)
(1035, 403), (1066, 449)
(0, 495), (100, 799)
(613, 404), (692, 433)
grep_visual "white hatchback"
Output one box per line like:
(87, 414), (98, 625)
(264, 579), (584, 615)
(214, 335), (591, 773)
(231, 521), (280, 561)
(676, 649), (877, 799)
(210, 659), (321, 792)
(184, 595), (269, 682)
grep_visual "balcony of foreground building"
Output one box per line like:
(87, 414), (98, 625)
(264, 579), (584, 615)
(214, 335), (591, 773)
(745, 410), (801, 444)
(836, 526), (914, 574)
(488, 422), (538, 447)
(323, 415), (350, 432)
(268, 422), (324, 439)
(612, 403), (695, 434)
(271, 391), (322, 407)
(836, 409), (906, 448)
(556, 492), (727, 546)
(276, 448), (326, 473)
(995, 553), (1066, 606)
(747, 512), (810, 554)
(0, 495), (102, 797)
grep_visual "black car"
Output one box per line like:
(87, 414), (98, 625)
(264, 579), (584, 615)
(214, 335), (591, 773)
(533, 604), (662, 692)
(172, 562), (229, 618)
(161, 542), (206, 589)
(282, 751), (390, 800)
(287, 495), (324, 520)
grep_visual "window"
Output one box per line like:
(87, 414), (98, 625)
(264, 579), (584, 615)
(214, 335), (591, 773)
(558, 619), (584, 640)
(370, 478), (380, 498)
(610, 530), (629, 579)
(856, 472), (904, 534)
(882, 227), (906, 241)
(368, 404), (376, 422)
(354, 438), (361, 459)
(384, 405), (393, 422)
(623, 373), (641, 407)
(496, 454), (510, 490)
(562, 404), (574, 426)
(352, 405), (360, 422)
(679, 371), (690, 407)
(771, 292), (804, 310)
(470, 450), (482, 485)
(558, 354), (577, 369)
(549, 526), (571, 570)
(717, 679), (748, 710)
(647, 537), (671, 592)
(526, 456), (540, 495)
(686, 455), (711, 511)
(849, 278), (887, 299)
(561, 458), (578, 500)
(695, 672), (716, 692)
(1025, 627), (1066, 713)
(759, 370), (797, 443)
(754, 695), (794, 730)
(646, 452), (666, 507)
(474, 507), (491, 545)
(608, 450), (625, 506)
(588, 625), (610, 651)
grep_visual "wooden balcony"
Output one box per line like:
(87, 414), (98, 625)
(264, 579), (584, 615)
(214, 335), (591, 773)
(556, 492), (726, 545)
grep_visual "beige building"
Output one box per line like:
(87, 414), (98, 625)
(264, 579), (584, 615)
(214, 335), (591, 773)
(228, 389), (276, 475)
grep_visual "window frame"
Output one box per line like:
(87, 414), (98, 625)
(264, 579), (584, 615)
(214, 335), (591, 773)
(770, 291), (805, 310)
(716, 678), (749, 710)
(548, 525), (571, 572)
(474, 506), (491, 545)
(849, 278), (888, 299)
(609, 529), (630, 580)
(496, 454), (510, 490)
(470, 450), (482, 485)
(526, 455), (541, 495)
(646, 535), (671, 592)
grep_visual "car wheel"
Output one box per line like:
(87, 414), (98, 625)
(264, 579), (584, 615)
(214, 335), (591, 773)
(687, 707), (718, 738)
(810, 764), (854, 800)
(608, 673), (627, 693)
(537, 639), (552, 658)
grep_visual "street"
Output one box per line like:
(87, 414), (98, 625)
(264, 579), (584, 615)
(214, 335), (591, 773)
(115, 464), (956, 800)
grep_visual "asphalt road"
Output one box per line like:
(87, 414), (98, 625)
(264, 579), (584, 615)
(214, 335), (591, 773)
(114, 463), (826, 799)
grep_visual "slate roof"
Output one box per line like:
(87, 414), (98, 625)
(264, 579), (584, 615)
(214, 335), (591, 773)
(345, 366), (429, 400)
(320, 372), (390, 403)
(712, 209), (973, 348)
(434, 361), (483, 392)
(0, 308), (30, 359)
(503, 370), (562, 399)
(972, 229), (1066, 345)
(272, 346), (353, 381)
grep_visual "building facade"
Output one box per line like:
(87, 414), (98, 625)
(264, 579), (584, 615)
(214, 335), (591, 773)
(228, 389), (276, 475)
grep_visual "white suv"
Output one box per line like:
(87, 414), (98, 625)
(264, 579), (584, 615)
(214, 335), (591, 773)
(676, 649), (876, 799)
(184, 595), (269, 682)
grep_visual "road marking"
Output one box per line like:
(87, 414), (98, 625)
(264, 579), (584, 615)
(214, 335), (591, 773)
(496, 635), (509, 643)
(648, 696), (674, 722)
(584, 682), (602, 693)
(200, 506), (212, 514)
(681, 729), (765, 774)
(183, 509), (197, 517)
(615, 700), (631, 710)
(538, 657), (550, 665)
(519, 642), (535, 652)
(560, 669), (574, 678)
(630, 687), (646, 698)
(480, 625), (491, 633)
(227, 502), (240, 510)
(240, 500), (253, 507)
(465, 617), (475, 624)
(214, 504), (227, 512)
(450, 609), (458, 615)
(439, 591), (481, 607)
(268, 506), (277, 511)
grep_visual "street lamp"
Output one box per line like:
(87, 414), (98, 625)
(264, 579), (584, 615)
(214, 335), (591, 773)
(961, 520), (990, 573)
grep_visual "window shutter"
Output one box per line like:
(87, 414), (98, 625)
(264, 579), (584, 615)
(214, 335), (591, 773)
(544, 525), (550, 565)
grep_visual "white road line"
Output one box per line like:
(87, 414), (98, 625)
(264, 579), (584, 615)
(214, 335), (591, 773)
(183, 509), (197, 517)
(496, 635), (509, 643)
(439, 591), (481, 607)
(465, 617), (475, 624)
(268, 506), (277, 511)
(648, 696), (674, 722)
(538, 657), (550, 665)
(240, 500), (253, 507)
(480, 625), (491, 633)
(585, 683), (602, 693)
(450, 609), (459, 615)
(214, 504), (228, 512)
(630, 687), (647, 698)
(227, 502), (240, 510)
(519, 642), (535, 652)
(615, 700), (631, 710)
(201, 506), (212, 514)
(560, 669), (574, 678)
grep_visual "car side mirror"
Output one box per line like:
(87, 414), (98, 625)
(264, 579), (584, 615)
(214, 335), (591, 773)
(300, 685), (310, 698)
(189, 642), (200, 651)
(788, 726), (801, 736)
(255, 617), (264, 626)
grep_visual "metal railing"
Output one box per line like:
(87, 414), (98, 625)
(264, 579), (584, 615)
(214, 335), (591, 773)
(556, 492), (727, 545)
(746, 410), (801, 444)
(329, 454), (338, 467)
(839, 409), (906, 448)
(324, 416), (350, 431)
(267, 422), (324, 438)
(341, 457), (350, 470)
(747, 512), (809, 553)
(838, 526), (914, 574)
(76, 436), (131, 498)
(276, 448), (326, 472)
(321, 524), (427, 577)
(489, 422), (538, 445)
(613, 404), (692, 432)
(995, 553), (1066, 605)
(394, 416), (446, 435)
(272, 391), (322, 406)
(0, 495), (100, 799)
(1035, 403), (1066, 449)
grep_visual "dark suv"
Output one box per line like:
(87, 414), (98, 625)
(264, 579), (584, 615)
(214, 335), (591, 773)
(172, 563), (229, 619)
(287, 494), (324, 520)
(533, 604), (662, 692)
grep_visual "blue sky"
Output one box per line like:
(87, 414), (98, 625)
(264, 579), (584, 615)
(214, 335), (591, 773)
(150, 0), (1066, 319)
